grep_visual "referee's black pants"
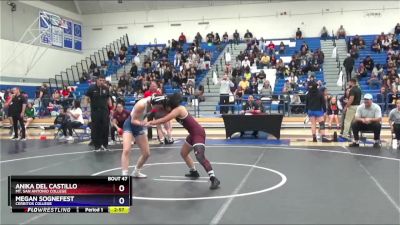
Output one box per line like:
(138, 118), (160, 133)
(91, 109), (109, 148)
(12, 114), (25, 139)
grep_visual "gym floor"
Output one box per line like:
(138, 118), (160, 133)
(0, 138), (399, 225)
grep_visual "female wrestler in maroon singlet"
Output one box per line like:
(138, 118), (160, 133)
(148, 93), (220, 189)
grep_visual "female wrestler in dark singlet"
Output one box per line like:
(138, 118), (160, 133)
(148, 93), (220, 189)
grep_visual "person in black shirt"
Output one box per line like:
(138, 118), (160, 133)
(343, 54), (355, 82)
(342, 78), (361, 137)
(240, 95), (265, 138)
(363, 55), (374, 72)
(38, 83), (50, 116)
(85, 76), (112, 151)
(9, 87), (27, 140)
(244, 29), (253, 40)
(395, 23), (400, 36)
(305, 82), (329, 142)
(233, 29), (240, 45)
(296, 28), (303, 39)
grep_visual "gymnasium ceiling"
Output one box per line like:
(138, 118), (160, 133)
(41, 0), (296, 15)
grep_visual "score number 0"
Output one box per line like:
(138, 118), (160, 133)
(118, 184), (126, 205)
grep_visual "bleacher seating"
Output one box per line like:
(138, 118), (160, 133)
(348, 34), (390, 99)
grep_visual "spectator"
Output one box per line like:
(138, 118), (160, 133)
(107, 50), (115, 62)
(118, 74), (129, 93)
(240, 95), (264, 138)
(258, 38), (265, 53)
(233, 29), (240, 45)
(389, 99), (400, 149)
(244, 29), (253, 41)
(382, 36), (391, 51)
(290, 94), (303, 114)
(109, 102), (130, 145)
(349, 94), (382, 148)
(355, 63), (367, 80)
(305, 82), (329, 142)
(24, 102), (35, 130)
(194, 85), (205, 103)
(358, 36), (366, 49)
(388, 86), (400, 110)
(363, 55), (374, 72)
(131, 44), (139, 56)
(206, 32), (215, 43)
(395, 23), (400, 36)
(392, 37), (399, 50)
(342, 78), (362, 138)
(371, 39), (382, 53)
(327, 97), (340, 129)
(214, 33), (221, 45)
(60, 100), (84, 142)
(287, 73), (298, 92)
(260, 54), (270, 68)
(194, 32), (202, 45)
(337, 25), (346, 39)
(9, 87), (27, 141)
(242, 56), (251, 68)
(278, 41), (285, 54)
(352, 35), (360, 48)
(178, 32), (186, 44)
(349, 45), (359, 59)
(89, 61), (96, 72)
(295, 27), (303, 39)
(38, 83), (50, 116)
(238, 76), (250, 94)
(321, 26), (329, 40)
(222, 32), (229, 43)
(368, 72), (380, 89)
(118, 51), (126, 65)
(259, 80), (273, 97)
(129, 63), (138, 78)
(267, 41), (275, 55)
(376, 86), (388, 112)
(217, 74), (234, 114)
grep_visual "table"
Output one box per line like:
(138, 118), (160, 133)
(222, 114), (284, 139)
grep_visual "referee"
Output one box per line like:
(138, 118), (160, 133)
(85, 76), (112, 151)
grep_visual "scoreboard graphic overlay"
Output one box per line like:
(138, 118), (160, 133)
(8, 176), (132, 214)
(39, 11), (82, 51)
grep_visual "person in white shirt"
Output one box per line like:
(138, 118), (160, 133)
(218, 74), (234, 114)
(62, 100), (84, 142)
(241, 56), (251, 68)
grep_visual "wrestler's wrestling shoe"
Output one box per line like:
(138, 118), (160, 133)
(185, 170), (200, 178)
(210, 176), (220, 190)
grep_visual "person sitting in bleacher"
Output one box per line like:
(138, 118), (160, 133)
(24, 102), (35, 130)
(368, 72), (381, 90)
(392, 38), (399, 50)
(355, 63), (367, 80)
(376, 86), (388, 112)
(109, 102), (130, 145)
(349, 94), (382, 148)
(351, 35), (360, 48)
(388, 86), (400, 110)
(59, 100), (84, 142)
(349, 45), (359, 59)
(382, 36), (391, 51)
(389, 99), (400, 149)
(363, 56), (374, 72)
(371, 39), (382, 53)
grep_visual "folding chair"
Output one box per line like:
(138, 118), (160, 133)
(359, 130), (380, 147)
